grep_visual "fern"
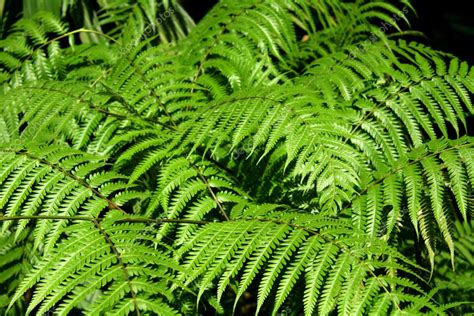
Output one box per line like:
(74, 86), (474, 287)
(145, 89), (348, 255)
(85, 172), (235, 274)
(0, 0), (473, 314)
(433, 220), (474, 313)
(178, 212), (445, 315)
(8, 213), (184, 315)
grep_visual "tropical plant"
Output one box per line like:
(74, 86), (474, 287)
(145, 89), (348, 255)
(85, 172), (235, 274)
(0, 0), (194, 43)
(0, 0), (473, 315)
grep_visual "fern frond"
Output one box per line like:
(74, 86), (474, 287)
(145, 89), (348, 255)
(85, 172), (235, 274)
(7, 213), (183, 315)
(0, 229), (32, 315)
(180, 211), (442, 315)
(0, 144), (142, 254)
(350, 137), (474, 263)
(433, 220), (474, 314)
(0, 12), (70, 88)
(0, 0), (472, 314)
(98, 0), (194, 45)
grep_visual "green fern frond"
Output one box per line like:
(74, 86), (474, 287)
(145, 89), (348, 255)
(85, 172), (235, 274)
(98, 0), (194, 45)
(7, 213), (183, 315)
(350, 137), (474, 264)
(0, 228), (32, 315)
(433, 220), (474, 314)
(0, 12), (70, 88)
(0, 144), (142, 253)
(0, 0), (473, 314)
(180, 213), (444, 315)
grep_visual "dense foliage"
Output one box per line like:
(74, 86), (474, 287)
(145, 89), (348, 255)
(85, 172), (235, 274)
(0, 0), (473, 315)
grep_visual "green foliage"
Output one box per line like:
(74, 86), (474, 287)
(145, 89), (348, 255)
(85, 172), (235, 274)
(0, 0), (194, 43)
(0, 0), (473, 315)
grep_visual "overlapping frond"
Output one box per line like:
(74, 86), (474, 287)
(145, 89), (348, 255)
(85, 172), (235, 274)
(0, 229), (32, 314)
(146, 155), (246, 222)
(97, 0), (194, 44)
(351, 137), (474, 265)
(170, 42), (473, 216)
(0, 79), (137, 153)
(7, 212), (183, 315)
(0, 12), (69, 88)
(179, 211), (447, 315)
(433, 220), (474, 313)
(0, 144), (142, 253)
(0, 0), (473, 314)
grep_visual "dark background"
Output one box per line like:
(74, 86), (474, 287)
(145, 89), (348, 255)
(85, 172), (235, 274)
(182, 0), (474, 63)
(411, 0), (474, 63)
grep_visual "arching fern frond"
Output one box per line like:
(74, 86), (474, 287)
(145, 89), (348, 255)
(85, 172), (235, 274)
(0, 12), (69, 88)
(171, 41), (474, 217)
(0, 228), (32, 315)
(178, 212), (445, 315)
(0, 0), (472, 314)
(145, 154), (249, 244)
(0, 144), (141, 253)
(97, 0), (194, 45)
(351, 137), (474, 267)
(0, 80), (135, 153)
(433, 219), (474, 314)
(7, 212), (184, 315)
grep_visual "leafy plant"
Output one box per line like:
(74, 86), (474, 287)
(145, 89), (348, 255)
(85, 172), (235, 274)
(0, 0), (194, 43)
(0, 0), (473, 315)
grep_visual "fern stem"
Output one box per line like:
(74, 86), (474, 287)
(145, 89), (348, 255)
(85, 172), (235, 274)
(192, 163), (230, 221)
(39, 28), (120, 49)
(0, 215), (94, 222)
(22, 85), (177, 131)
(17, 148), (129, 215)
(0, 215), (209, 225)
(347, 141), (474, 209)
(91, 218), (141, 316)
